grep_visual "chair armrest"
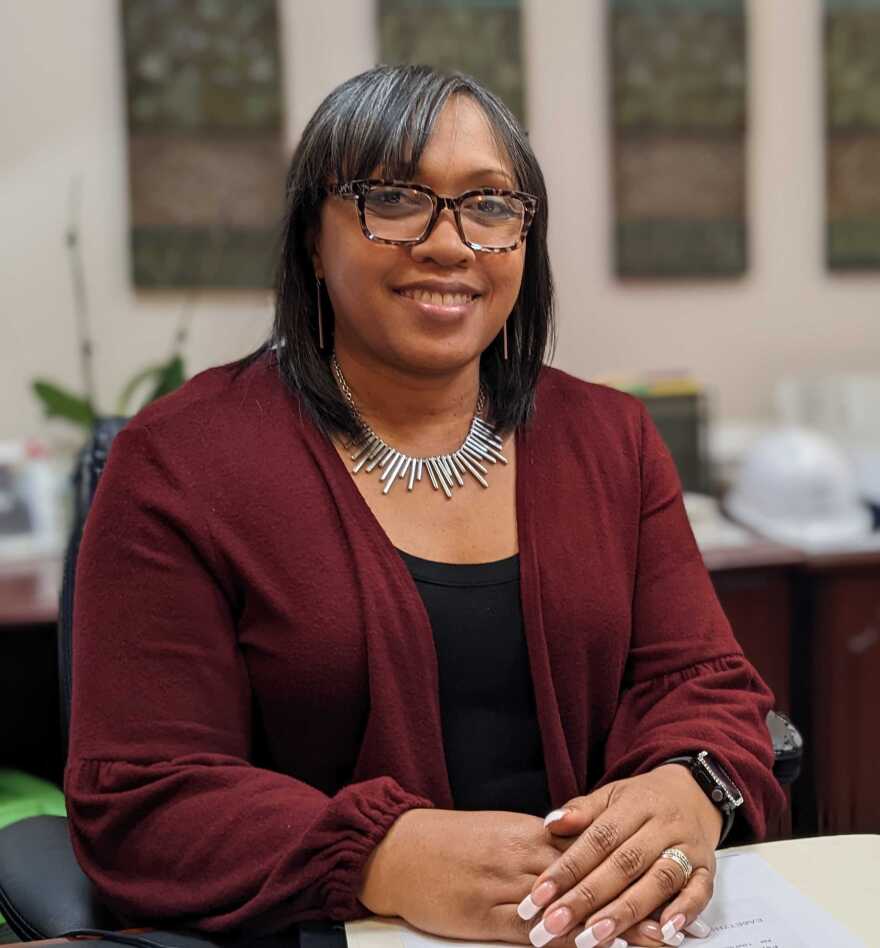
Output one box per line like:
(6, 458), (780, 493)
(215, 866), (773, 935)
(0, 815), (122, 940)
(768, 710), (803, 786)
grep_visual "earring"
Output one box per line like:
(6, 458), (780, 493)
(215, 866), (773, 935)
(502, 320), (509, 361)
(315, 276), (325, 350)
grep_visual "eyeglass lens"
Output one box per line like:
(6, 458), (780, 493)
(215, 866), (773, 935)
(362, 185), (525, 247)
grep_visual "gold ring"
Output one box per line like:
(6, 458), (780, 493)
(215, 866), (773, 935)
(659, 847), (693, 884)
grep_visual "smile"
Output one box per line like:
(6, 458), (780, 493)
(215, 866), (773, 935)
(396, 288), (480, 307)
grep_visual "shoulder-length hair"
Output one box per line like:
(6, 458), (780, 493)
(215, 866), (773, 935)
(234, 63), (554, 440)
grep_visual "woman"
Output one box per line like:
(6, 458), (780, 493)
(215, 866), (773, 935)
(66, 65), (784, 948)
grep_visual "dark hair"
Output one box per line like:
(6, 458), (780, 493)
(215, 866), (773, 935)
(234, 63), (554, 439)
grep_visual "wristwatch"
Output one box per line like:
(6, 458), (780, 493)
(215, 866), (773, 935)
(664, 751), (744, 846)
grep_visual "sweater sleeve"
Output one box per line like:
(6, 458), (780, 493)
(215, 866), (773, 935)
(65, 425), (432, 934)
(598, 405), (786, 841)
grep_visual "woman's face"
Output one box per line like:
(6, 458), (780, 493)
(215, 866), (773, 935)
(312, 95), (526, 378)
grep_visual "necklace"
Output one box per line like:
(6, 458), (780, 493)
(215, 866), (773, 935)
(330, 353), (508, 498)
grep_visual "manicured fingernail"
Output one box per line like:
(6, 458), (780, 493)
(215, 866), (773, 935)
(518, 880), (557, 919)
(530, 911), (568, 948)
(611, 940), (628, 948)
(661, 914), (686, 944)
(517, 893), (540, 920)
(518, 894), (540, 920)
(684, 916), (712, 938)
(574, 918), (615, 948)
(638, 920), (662, 939)
(529, 921), (553, 947)
(543, 808), (568, 827)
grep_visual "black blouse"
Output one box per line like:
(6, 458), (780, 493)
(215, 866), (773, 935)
(397, 548), (552, 817)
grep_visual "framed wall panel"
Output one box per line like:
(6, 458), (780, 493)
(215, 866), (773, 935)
(826, 0), (880, 269)
(121, 0), (286, 288)
(378, 0), (524, 123)
(609, 0), (748, 277)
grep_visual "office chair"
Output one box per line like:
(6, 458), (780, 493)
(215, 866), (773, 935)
(0, 418), (804, 941)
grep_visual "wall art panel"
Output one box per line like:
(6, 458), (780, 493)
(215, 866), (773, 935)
(378, 0), (524, 123)
(121, 0), (286, 288)
(826, 0), (880, 269)
(609, 0), (747, 277)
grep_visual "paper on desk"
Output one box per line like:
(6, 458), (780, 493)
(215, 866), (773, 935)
(345, 851), (864, 948)
(699, 851), (863, 946)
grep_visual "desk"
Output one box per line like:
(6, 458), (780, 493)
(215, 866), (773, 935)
(5, 835), (877, 947)
(724, 833), (877, 944)
(0, 556), (61, 626)
(344, 835), (878, 948)
(704, 542), (880, 838)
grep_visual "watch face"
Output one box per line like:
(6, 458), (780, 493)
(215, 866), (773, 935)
(696, 751), (744, 809)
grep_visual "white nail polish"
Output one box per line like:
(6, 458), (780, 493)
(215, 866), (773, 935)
(573, 930), (597, 948)
(574, 921), (616, 948)
(529, 920), (556, 947)
(685, 916), (711, 937)
(517, 894), (540, 921)
(611, 940), (629, 948)
(543, 808), (567, 828)
(661, 919), (684, 944)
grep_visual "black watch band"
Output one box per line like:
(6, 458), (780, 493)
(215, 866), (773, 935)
(664, 751), (744, 846)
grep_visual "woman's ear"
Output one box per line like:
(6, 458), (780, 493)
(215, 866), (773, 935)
(311, 251), (324, 281)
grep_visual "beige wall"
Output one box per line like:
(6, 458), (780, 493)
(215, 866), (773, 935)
(1, 0), (876, 446)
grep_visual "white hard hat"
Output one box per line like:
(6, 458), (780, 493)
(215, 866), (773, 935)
(725, 426), (873, 550)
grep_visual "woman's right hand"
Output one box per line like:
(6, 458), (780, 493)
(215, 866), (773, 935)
(359, 808), (580, 945)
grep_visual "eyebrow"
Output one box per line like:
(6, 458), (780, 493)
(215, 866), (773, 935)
(462, 167), (515, 186)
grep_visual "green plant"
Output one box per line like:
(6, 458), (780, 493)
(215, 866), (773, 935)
(31, 178), (192, 431)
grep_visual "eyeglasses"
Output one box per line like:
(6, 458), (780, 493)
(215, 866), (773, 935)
(327, 179), (538, 253)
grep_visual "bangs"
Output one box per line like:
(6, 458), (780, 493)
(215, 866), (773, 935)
(317, 66), (522, 189)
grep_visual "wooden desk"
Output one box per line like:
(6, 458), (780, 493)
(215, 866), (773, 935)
(0, 556), (62, 626)
(800, 549), (880, 836)
(705, 541), (803, 715)
(705, 541), (880, 839)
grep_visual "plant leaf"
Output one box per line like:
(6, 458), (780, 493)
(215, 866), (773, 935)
(32, 380), (95, 428)
(146, 354), (186, 403)
(116, 356), (187, 414)
(116, 364), (164, 414)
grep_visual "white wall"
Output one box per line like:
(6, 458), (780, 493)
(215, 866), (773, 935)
(1, 0), (877, 446)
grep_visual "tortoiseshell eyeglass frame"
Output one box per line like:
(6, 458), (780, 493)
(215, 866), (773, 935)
(326, 179), (538, 253)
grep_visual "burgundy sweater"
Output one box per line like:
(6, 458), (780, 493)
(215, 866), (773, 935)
(65, 351), (784, 935)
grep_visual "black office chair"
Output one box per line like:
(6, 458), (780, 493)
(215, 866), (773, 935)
(0, 418), (804, 942)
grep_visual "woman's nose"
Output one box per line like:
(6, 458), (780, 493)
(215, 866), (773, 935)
(410, 208), (475, 267)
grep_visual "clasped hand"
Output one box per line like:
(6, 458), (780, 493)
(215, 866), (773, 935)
(360, 765), (721, 948)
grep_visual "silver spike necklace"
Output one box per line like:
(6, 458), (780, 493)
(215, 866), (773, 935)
(330, 353), (508, 498)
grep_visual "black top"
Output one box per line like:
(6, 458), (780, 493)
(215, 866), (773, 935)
(397, 548), (552, 816)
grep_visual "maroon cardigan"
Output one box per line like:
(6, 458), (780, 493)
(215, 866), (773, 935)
(65, 351), (784, 935)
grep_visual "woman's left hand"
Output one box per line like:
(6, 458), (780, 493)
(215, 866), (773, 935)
(518, 765), (722, 947)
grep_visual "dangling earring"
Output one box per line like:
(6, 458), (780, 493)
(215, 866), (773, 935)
(315, 276), (325, 350)
(502, 320), (509, 361)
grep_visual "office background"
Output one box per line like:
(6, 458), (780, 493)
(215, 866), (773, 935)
(2, 0), (878, 446)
